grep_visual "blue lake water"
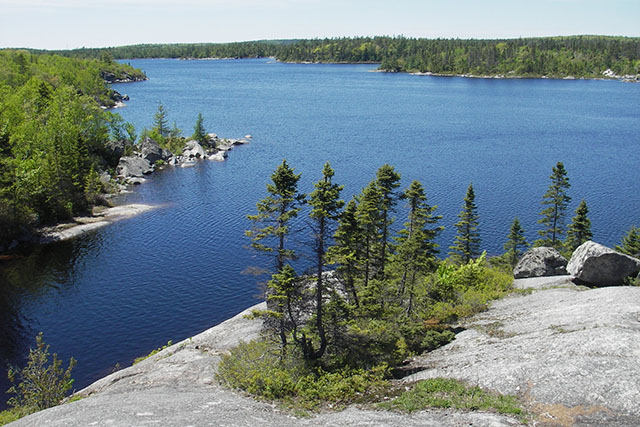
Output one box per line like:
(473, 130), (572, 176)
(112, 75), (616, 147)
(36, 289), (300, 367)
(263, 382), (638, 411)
(1, 58), (639, 404)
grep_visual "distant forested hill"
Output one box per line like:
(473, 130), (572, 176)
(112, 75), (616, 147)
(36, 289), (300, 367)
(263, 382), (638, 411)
(45, 36), (640, 78)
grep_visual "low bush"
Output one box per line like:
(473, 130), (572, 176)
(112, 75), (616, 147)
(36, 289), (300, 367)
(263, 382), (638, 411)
(380, 377), (525, 416)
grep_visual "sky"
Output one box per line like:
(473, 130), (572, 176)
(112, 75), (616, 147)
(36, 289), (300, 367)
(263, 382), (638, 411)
(1, 0), (638, 50)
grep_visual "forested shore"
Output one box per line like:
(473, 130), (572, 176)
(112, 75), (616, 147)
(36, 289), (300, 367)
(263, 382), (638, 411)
(42, 35), (640, 78)
(0, 50), (146, 248)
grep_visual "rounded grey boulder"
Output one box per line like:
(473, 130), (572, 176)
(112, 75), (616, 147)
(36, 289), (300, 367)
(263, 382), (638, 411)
(567, 240), (640, 286)
(513, 247), (568, 278)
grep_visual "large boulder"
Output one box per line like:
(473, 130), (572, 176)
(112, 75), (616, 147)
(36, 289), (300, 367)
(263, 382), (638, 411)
(513, 247), (568, 278)
(567, 241), (640, 286)
(183, 140), (206, 159)
(140, 136), (164, 164)
(117, 156), (152, 178)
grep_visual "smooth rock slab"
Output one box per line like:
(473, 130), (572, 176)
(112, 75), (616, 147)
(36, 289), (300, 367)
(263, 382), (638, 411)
(567, 240), (640, 286)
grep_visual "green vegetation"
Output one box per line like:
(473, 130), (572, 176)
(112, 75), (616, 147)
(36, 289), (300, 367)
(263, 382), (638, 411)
(565, 199), (593, 252)
(221, 161), (514, 413)
(46, 36), (640, 78)
(380, 377), (525, 416)
(133, 340), (174, 365)
(504, 217), (529, 269)
(616, 226), (640, 257)
(2, 333), (76, 425)
(450, 183), (481, 263)
(537, 162), (571, 249)
(0, 49), (145, 247)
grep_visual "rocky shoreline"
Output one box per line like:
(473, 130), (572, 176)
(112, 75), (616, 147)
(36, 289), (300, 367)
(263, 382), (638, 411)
(408, 68), (640, 82)
(8, 272), (640, 426)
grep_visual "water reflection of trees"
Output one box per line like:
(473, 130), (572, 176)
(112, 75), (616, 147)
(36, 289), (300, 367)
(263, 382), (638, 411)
(0, 235), (99, 407)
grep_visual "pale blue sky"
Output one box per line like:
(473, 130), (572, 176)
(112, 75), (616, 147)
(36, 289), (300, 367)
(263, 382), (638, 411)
(1, 0), (638, 50)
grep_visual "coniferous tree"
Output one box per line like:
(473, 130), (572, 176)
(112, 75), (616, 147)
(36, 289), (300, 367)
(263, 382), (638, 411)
(327, 198), (362, 306)
(504, 217), (528, 268)
(616, 226), (640, 257)
(450, 183), (481, 263)
(393, 180), (443, 314)
(192, 112), (208, 145)
(565, 199), (592, 252)
(355, 181), (383, 296)
(246, 160), (305, 348)
(538, 162), (571, 248)
(374, 164), (401, 280)
(153, 102), (169, 138)
(304, 162), (344, 360)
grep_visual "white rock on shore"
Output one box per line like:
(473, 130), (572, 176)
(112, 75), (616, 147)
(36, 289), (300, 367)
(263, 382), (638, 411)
(39, 204), (158, 244)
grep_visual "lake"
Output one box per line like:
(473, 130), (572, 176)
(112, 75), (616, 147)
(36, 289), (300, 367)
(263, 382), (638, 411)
(1, 58), (638, 404)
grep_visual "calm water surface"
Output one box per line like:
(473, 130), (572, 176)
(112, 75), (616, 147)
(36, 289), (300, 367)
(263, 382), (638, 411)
(1, 59), (638, 402)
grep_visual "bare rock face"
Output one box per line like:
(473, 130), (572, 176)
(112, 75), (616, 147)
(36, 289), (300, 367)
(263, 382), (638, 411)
(567, 240), (640, 286)
(513, 247), (568, 278)
(183, 140), (206, 159)
(140, 136), (164, 164)
(117, 156), (152, 178)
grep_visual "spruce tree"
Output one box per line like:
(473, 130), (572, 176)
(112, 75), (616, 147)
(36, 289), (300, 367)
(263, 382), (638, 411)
(355, 181), (383, 304)
(327, 198), (362, 306)
(192, 112), (208, 145)
(246, 160), (305, 348)
(393, 180), (443, 314)
(450, 183), (481, 263)
(374, 164), (401, 280)
(153, 102), (169, 138)
(504, 217), (528, 268)
(305, 162), (344, 360)
(616, 226), (640, 257)
(538, 162), (571, 248)
(565, 199), (592, 252)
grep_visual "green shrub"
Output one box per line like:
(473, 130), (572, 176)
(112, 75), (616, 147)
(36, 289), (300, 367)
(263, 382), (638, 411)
(380, 377), (525, 416)
(4, 332), (76, 423)
(133, 340), (173, 365)
(0, 406), (31, 426)
(217, 339), (390, 411)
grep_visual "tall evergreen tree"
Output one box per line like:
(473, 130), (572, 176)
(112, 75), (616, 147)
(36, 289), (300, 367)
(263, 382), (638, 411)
(246, 160), (305, 348)
(355, 181), (383, 295)
(538, 162), (571, 248)
(303, 162), (344, 360)
(153, 102), (169, 138)
(192, 112), (208, 145)
(374, 164), (401, 279)
(565, 199), (592, 252)
(504, 217), (528, 268)
(393, 180), (443, 314)
(450, 183), (481, 263)
(615, 226), (640, 257)
(327, 198), (362, 306)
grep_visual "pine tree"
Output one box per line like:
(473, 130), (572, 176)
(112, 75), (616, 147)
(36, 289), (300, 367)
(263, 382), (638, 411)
(504, 217), (528, 268)
(355, 181), (383, 295)
(304, 162), (344, 360)
(393, 180), (443, 314)
(374, 164), (401, 279)
(616, 226), (640, 257)
(538, 162), (571, 248)
(192, 112), (208, 145)
(153, 102), (169, 138)
(565, 199), (592, 252)
(246, 160), (305, 348)
(327, 198), (362, 306)
(450, 183), (481, 263)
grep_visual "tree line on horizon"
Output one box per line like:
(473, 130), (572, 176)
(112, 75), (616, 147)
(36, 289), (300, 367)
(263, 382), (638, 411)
(41, 35), (640, 77)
